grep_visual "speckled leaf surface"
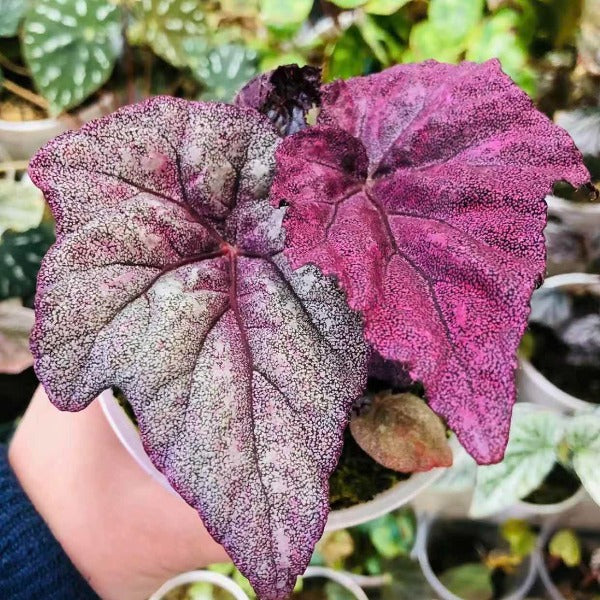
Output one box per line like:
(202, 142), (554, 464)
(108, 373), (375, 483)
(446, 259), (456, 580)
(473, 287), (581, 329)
(29, 97), (367, 600)
(128, 0), (207, 68)
(271, 60), (589, 464)
(235, 65), (321, 136)
(191, 44), (258, 102)
(22, 0), (122, 115)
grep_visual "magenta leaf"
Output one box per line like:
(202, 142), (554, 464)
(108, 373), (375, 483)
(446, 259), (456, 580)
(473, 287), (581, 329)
(271, 60), (589, 464)
(235, 64), (321, 136)
(29, 97), (367, 599)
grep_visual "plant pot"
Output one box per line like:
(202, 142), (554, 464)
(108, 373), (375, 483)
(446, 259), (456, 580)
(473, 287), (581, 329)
(149, 570), (250, 600)
(0, 93), (116, 160)
(535, 519), (600, 600)
(99, 389), (451, 532)
(148, 566), (370, 600)
(517, 272), (600, 412)
(546, 195), (600, 236)
(501, 486), (587, 520)
(415, 515), (537, 600)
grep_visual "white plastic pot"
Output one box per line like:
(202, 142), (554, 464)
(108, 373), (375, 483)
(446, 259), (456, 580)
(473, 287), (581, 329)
(517, 272), (600, 412)
(533, 517), (600, 600)
(0, 93), (116, 160)
(99, 389), (451, 532)
(501, 486), (587, 520)
(415, 514), (537, 600)
(149, 570), (250, 600)
(546, 195), (600, 235)
(149, 566), (370, 600)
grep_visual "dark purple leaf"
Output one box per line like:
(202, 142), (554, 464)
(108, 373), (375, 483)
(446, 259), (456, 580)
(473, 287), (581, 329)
(235, 64), (321, 136)
(29, 97), (367, 600)
(271, 60), (589, 464)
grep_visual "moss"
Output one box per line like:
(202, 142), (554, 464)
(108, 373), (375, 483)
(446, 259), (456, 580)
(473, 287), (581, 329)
(112, 389), (407, 510)
(328, 428), (409, 510)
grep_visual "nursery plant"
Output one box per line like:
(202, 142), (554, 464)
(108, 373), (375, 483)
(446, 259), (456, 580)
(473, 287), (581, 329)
(428, 519), (537, 600)
(28, 60), (587, 599)
(521, 283), (600, 403)
(544, 527), (600, 599)
(471, 404), (600, 517)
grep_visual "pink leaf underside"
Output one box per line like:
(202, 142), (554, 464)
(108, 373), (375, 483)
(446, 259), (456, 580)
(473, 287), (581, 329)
(271, 60), (589, 464)
(28, 97), (367, 600)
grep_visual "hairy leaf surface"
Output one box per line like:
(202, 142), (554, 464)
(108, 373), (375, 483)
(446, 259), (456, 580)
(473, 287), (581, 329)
(350, 392), (453, 472)
(271, 60), (589, 463)
(29, 97), (367, 600)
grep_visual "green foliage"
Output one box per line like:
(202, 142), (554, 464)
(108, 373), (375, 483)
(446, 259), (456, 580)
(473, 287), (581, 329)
(428, 0), (485, 44)
(565, 413), (600, 506)
(500, 519), (537, 559)
(0, 179), (45, 237)
(356, 14), (404, 66)
(365, 509), (416, 559)
(329, 0), (368, 8)
(0, 221), (55, 301)
(190, 43), (258, 102)
(363, 0), (411, 16)
(128, 0), (207, 68)
(438, 563), (494, 600)
(466, 9), (536, 95)
(260, 0), (313, 27)
(21, 0), (122, 114)
(549, 529), (582, 567)
(0, 0), (26, 37)
(326, 26), (375, 81)
(470, 405), (563, 517)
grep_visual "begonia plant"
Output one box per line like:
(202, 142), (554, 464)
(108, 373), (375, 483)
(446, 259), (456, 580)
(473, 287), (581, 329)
(29, 60), (587, 599)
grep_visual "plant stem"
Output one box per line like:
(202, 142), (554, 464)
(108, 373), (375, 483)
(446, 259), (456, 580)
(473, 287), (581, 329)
(2, 78), (49, 112)
(0, 53), (30, 77)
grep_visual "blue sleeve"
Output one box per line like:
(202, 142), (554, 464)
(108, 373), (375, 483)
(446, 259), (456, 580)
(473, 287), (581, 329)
(0, 445), (99, 599)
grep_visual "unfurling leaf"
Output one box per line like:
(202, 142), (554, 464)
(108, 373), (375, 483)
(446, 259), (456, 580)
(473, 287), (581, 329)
(235, 64), (322, 136)
(0, 299), (34, 374)
(549, 529), (582, 567)
(271, 59), (589, 464)
(350, 393), (453, 472)
(500, 519), (536, 559)
(29, 97), (367, 600)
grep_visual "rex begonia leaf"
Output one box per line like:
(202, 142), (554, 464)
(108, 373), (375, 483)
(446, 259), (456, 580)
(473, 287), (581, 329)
(29, 97), (367, 600)
(235, 64), (321, 136)
(350, 392), (453, 472)
(271, 60), (589, 463)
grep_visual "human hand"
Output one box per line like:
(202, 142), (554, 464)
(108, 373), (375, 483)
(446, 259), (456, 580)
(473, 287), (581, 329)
(9, 386), (229, 600)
